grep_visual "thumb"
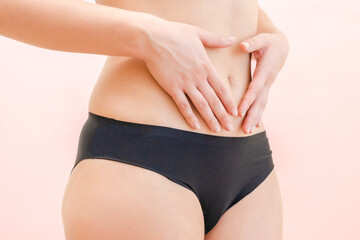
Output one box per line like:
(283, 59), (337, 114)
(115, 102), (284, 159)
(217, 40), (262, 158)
(197, 28), (237, 48)
(239, 33), (269, 53)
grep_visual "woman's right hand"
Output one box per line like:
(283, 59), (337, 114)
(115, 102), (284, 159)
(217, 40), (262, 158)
(141, 18), (238, 133)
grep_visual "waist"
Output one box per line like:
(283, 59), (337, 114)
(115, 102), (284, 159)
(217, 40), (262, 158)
(88, 53), (265, 137)
(88, 0), (264, 137)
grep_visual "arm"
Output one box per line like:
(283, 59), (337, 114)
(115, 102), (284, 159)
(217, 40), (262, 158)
(0, 0), (158, 59)
(0, 0), (241, 132)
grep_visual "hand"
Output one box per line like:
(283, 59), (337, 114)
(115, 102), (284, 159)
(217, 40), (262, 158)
(237, 30), (289, 134)
(142, 18), (238, 133)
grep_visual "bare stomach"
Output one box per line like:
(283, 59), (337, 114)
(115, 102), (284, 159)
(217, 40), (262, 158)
(89, 0), (266, 137)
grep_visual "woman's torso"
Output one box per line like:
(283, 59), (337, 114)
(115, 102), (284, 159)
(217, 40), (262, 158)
(89, 0), (265, 136)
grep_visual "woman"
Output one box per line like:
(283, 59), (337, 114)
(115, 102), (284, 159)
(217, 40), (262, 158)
(1, 0), (289, 239)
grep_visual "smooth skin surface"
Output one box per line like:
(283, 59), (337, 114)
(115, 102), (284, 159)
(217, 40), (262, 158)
(0, 0), (288, 239)
(90, 0), (260, 136)
(205, 168), (283, 239)
(63, 159), (282, 240)
(62, 159), (206, 240)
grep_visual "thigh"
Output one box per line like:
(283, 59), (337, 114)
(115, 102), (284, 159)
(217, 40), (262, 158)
(204, 168), (283, 240)
(62, 159), (205, 240)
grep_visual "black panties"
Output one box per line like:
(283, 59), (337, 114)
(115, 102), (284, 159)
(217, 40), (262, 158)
(71, 112), (275, 234)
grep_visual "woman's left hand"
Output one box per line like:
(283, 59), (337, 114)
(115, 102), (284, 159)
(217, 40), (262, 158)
(237, 30), (289, 134)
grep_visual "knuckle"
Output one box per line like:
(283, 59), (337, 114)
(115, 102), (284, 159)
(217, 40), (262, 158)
(168, 79), (180, 91)
(197, 99), (208, 111)
(170, 90), (180, 99)
(178, 100), (189, 112)
(208, 117), (218, 127)
(218, 113), (230, 124)
(167, 85), (180, 97)
(249, 88), (258, 99)
(243, 93), (253, 102)
(188, 115), (197, 123)
(184, 112), (194, 120)
(192, 70), (204, 82)
(167, 88), (175, 97)
(208, 96), (219, 108)
(199, 59), (209, 70)
(248, 90), (258, 100)
(248, 82), (260, 93)
(182, 77), (194, 89)
(216, 84), (225, 96)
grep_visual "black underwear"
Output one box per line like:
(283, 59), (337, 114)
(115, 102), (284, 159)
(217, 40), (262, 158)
(71, 112), (275, 234)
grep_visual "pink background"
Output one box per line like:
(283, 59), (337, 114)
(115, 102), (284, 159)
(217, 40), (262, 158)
(1, 1), (359, 239)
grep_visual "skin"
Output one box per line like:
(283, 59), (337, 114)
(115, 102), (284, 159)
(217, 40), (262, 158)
(238, 26), (289, 134)
(1, 0), (289, 239)
(86, 1), (289, 137)
(140, 19), (239, 132)
(0, 0), (289, 136)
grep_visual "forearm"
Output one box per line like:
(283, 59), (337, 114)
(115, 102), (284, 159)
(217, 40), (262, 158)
(0, 0), (158, 59)
(256, 6), (282, 34)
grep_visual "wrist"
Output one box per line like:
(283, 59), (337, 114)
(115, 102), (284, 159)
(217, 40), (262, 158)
(128, 13), (168, 61)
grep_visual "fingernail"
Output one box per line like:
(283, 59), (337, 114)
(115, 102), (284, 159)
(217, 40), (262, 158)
(231, 108), (238, 116)
(246, 126), (251, 134)
(240, 110), (245, 118)
(251, 125), (255, 133)
(242, 41), (250, 50)
(226, 122), (233, 131)
(214, 124), (221, 133)
(194, 121), (200, 130)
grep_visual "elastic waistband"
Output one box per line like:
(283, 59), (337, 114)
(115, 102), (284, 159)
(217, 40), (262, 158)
(88, 112), (268, 147)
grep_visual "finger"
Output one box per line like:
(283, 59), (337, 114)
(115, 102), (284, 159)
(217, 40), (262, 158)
(241, 100), (262, 134)
(197, 27), (237, 48)
(238, 64), (267, 118)
(254, 106), (265, 129)
(206, 60), (238, 117)
(239, 33), (271, 53)
(170, 90), (201, 130)
(185, 87), (221, 133)
(254, 91), (268, 129)
(197, 81), (233, 131)
(245, 90), (268, 133)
